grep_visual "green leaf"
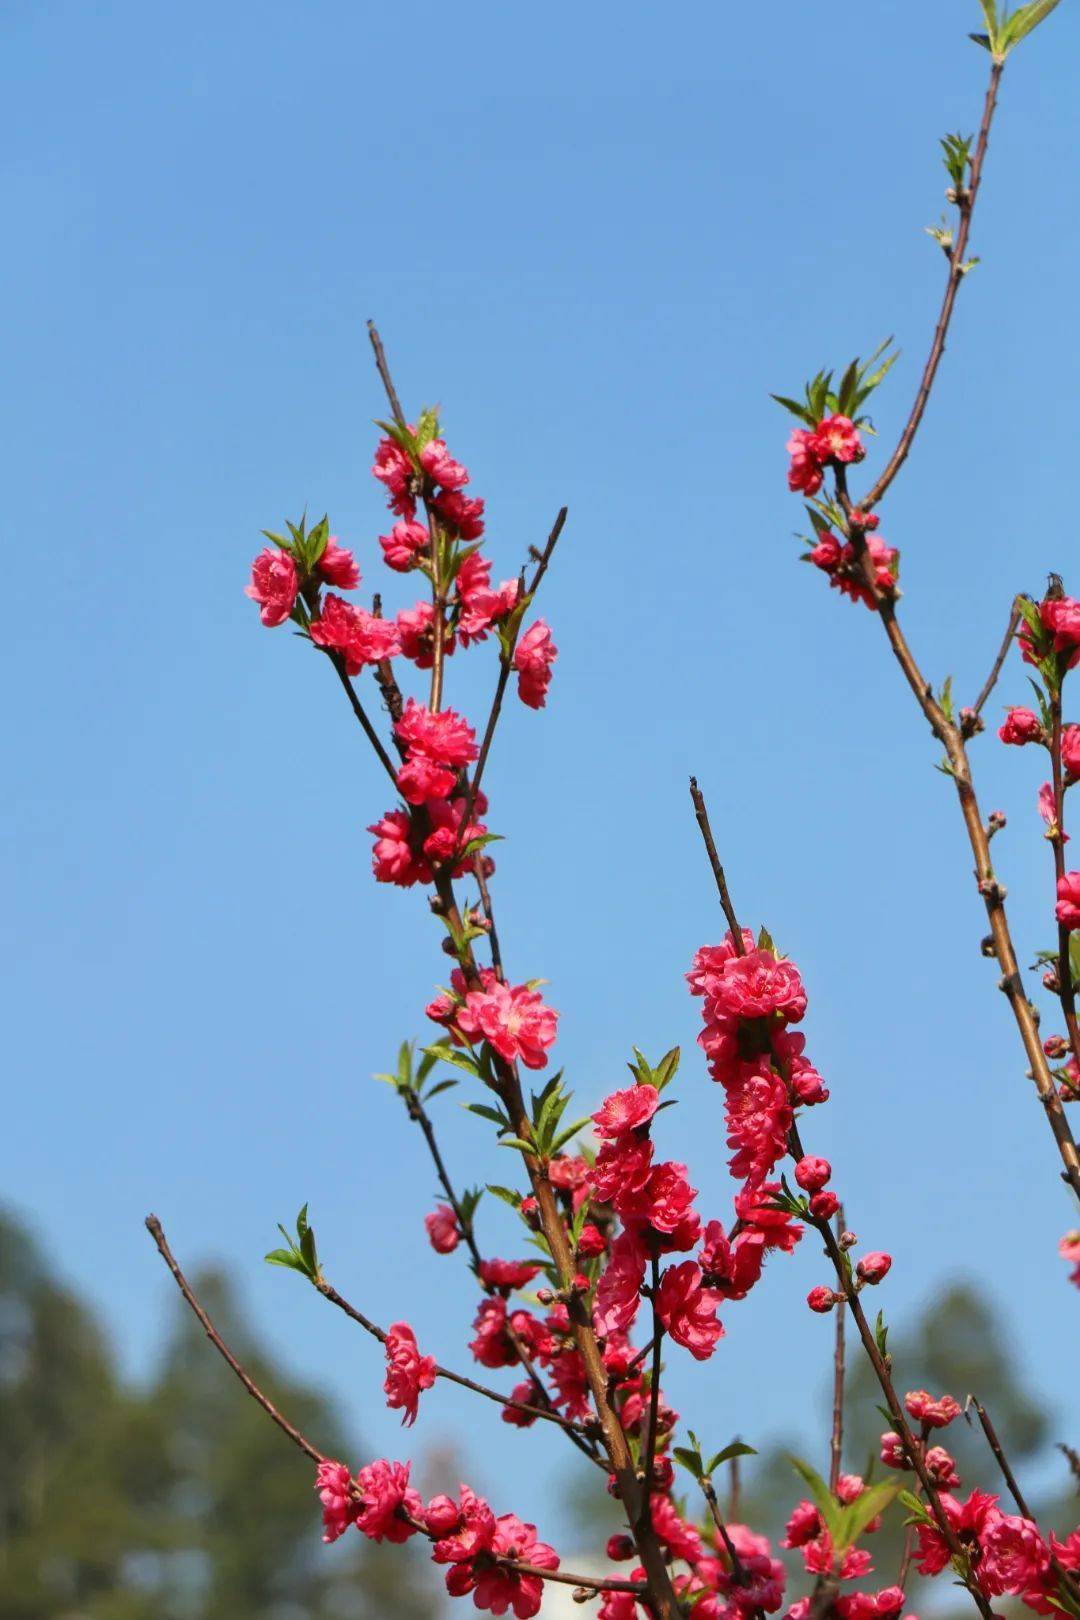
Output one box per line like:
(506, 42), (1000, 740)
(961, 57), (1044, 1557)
(653, 1047), (681, 1091)
(487, 1183), (524, 1209)
(423, 1043), (481, 1077)
(785, 1455), (843, 1540)
(499, 1137), (539, 1156)
(1003, 0), (1062, 47)
(835, 1481), (899, 1551)
(550, 1115), (593, 1156)
(264, 1247), (308, 1272)
(674, 1446), (705, 1480)
(771, 394), (816, 426)
(874, 1310), (889, 1358)
(898, 1489), (932, 1523)
(706, 1441), (758, 1475)
(424, 1078), (459, 1101)
(465, 1102), (512, 1130)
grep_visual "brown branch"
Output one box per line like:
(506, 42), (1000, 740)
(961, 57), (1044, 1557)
(700, 1479), (765, 1620)
(862, 61), (1003, 511)
(972, 599), (1021, 718)
(829, 1207), (846, 1494)
(145, 1215), (325, 1464)
(314, 1277), (593, 1436)
(366, 320), (406, 428)
(457, 506), (568, 843)
(689, 777), (747, 946)
(326, 652), (400, 787)
(404, 1089), (484, 1271)
(639, 1250), (664, 1527)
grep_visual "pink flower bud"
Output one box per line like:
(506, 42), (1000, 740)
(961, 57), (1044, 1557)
(607, 1534), (636, 1562)
(807, 1286), (836, 1314)
(424, 1494), (463, 1537)
(809, 1190), (840, 1220)
(794, 1155), (831, 1194)
(857, 1251), (892, 1285)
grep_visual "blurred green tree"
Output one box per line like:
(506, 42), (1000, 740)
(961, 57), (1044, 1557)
(0, 1210), (435, 1620)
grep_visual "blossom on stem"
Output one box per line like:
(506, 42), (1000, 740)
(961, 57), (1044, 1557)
(315, 1459), (357, 1542)
(655, 1260), (723, 1359)
(317, 537), (361, 589)
(425, 1204), (461, 1254)
(246, 546), (299, 627)
(903, 1390), (960, 1429)
(383, 1322), (437, 1426)
(354, 1458), (423, 1543)
(514, 621), (558, 709)
(1056, 873), (1080, 931)
(458, 980), (559, 1069)
(310, 594), (400, 675)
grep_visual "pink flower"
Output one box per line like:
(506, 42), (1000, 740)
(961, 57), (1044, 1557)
(395, 600), (456, 668)
(813, 415), (863, 465)
(396, 699), (478, 768)
(315, 1459), (356, 1542)
(787, 429), (824, 495)
(641, 1160), (699, 1243)
(462, 980), (559, 1069)
(807, 1286), (836, 1314)
(434, 488), (485, 539)
(705, 949), (807, 1023)
(501, 1380), (540, 1427)
(981, 1513), (1050, 1596)
(372, 436), (416, 516)
(369, 808), (429, 888)
(479, 1257), (543, 1293)
(999, 706), (1042, 746)
(383, 1322), (437, 1426)
(419, 438), (470, 490)
(514, 621), (558, 710)
(432, 1484), (496, 1564)
(914, 1490), (1000, 1578)
(810, 534), (843, 572)
(794, 1156), (831, 1194)
(425, 1493), (463, 1537)
(687, 932), (756, 993)
(593, 1085), (660, 1139)
(594, 1229), (647, 1336)
(903, 1389), (960, 1429)
(457, 554), (519, 645)
(651, 1493), (703, 1562)
(592, 1134), (655, 1213)
(1064, 727), (1080, 780)
(879, 1432), (907, 1469)
(782, 1500), (823, 1549)
(245, 546), (299, 627)
(317, 537), (361, 589)
(734, 1181), (804, 1251)
(723, 1061), (792, 1184)
(925, 1445), (961, 1488)
(472, 1514), (560, 1619)
(1056, 873), (1080, 930)
(380, 519), (430, 571)
(1060, 1229), (1080, 1288)
(810, 1191), (840, 1220)
(1042, 596), (1080, 654)
(354, 1457), (423, 1543)
(857, 1251), (892, 1285)
(698, 1222), (765, 1301)
(309, 594), (399, 675)
(655, 1261), (723, 1359)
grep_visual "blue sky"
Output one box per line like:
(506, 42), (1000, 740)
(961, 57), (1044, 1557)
(3, 0), (1078, 1548)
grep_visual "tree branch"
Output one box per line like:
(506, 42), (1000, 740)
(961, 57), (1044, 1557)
(145, 1215), (325, 1464)
(862, 61), (1003, 510)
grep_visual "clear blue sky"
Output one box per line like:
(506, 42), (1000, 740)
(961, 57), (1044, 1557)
(3, 0), (1078, 1546)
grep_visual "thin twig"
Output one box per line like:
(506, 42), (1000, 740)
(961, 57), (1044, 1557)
(972, 599), (1022, 718)
(862, 61), (1003, 510)
(145, 1215), (325, 1464)
(366, 320), (406, 428)
(829, 1206), (846, 1494)
(689, 777), (746, 947)
(315, 1277), (592, 1435)
(701, 1480), (766, 1620)
(639, 1250), (664, 1525)
(326, 653), (400, 786)
(458, 506), (568, 843)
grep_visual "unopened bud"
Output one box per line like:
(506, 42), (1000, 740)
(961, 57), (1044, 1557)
(536, 1287), (554, 1306)
(1045, 1034), (1069, 1060)
(839, 1230), (857, 1251)
(980, 935), (997, 958)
